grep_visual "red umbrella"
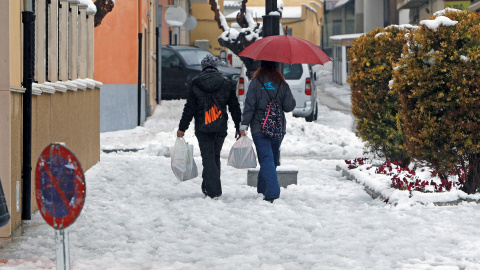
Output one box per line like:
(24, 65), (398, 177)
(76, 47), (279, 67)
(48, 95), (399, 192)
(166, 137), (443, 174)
(239, 35), (332, 65)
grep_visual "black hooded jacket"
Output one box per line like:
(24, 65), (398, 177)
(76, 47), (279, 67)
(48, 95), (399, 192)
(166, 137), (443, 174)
(178, 67), (242, 132)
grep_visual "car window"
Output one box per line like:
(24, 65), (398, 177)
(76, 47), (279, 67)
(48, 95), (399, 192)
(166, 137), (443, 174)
(283, 64), (303, 80)
(177, 49), (211, 66)
(162, 50), (180, 66)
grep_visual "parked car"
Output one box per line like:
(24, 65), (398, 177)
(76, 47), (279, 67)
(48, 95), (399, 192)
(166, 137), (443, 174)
(236, 63), (318, 122)
(161, 45), (240, 100)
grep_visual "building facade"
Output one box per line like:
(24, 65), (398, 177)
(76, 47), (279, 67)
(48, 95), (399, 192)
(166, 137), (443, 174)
(95, 0), (195, 132)
(0, 0), (101, 239)
(190, 0), (324, 56)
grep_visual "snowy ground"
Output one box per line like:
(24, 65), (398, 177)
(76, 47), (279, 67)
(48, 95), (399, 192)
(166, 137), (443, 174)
(1, 63), (480, 269)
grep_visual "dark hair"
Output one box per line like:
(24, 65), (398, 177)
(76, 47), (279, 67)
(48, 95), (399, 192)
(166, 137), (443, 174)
(253, 67), (286, 85)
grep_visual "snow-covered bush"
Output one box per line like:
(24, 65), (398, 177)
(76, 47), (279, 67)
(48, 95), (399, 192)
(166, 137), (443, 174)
(348, 25), (416, 165)
(392, 9), (480, 194)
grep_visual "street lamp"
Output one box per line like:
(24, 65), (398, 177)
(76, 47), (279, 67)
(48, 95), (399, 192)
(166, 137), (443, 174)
(263, 0), (280, 38)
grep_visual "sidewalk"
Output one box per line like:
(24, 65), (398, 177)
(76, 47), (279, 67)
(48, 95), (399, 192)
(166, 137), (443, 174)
(1, 63), (480, 269)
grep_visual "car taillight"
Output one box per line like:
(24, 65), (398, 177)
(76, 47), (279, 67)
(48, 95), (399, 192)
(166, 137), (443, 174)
(228, 54), (233, 66)
(238, 77), (245, 95)
(305, 78), (312, 95)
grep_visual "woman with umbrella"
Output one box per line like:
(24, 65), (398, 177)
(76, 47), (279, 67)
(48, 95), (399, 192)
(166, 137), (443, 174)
(239, 60), (296, 203)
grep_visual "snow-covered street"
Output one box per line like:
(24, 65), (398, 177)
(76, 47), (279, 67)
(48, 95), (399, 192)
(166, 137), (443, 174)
(1, 63), (480, 270)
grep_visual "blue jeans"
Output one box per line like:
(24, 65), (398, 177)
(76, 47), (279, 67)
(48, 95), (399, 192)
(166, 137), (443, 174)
(252, 133), (283, 200)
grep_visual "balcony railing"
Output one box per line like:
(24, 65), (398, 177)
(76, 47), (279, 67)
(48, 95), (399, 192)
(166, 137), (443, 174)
(33, 0), (101, 95)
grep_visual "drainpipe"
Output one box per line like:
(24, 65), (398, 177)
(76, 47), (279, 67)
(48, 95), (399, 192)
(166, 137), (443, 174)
(155, 26), (159, 104)
(138, 33), (142, 126)
(138, 1), (142, 126)
(156, 0), (163, 104)
(22, 0), (35, 220)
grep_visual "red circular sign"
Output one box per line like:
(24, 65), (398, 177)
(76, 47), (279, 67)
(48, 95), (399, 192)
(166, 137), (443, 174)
(35, 143), (86, 230)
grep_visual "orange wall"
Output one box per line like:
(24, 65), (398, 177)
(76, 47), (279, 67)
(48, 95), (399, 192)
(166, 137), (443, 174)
(94, 0), (139, 84)
(95, 0), (174, 84)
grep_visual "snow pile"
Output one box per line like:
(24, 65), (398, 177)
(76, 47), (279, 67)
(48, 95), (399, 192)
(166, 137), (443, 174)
(420, 16), (458, 31)
(2, 64), (480, 269)
(338, 160), (480, 206)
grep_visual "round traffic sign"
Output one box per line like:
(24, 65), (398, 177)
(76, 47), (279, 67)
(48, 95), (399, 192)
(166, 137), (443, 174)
(165, 6), (187, 26)
(35, 143), (86, 230)
(183, 15), (197, 31)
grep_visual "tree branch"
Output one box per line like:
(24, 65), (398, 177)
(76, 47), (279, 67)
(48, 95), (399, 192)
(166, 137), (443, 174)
(94, 0), (115, 27)
(236, 0), (248, 28)
(209, 0), (227, 32)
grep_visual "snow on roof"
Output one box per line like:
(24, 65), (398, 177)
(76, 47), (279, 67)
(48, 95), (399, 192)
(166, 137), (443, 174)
(77, 0), (96, 14)
(87, 0), (97, 14)
(330, 33), (364, 40)
(310, 1), (323, 8)
(224, 1), (242, 8)
(420, 16), (458, 31)
(225, 6), (302, 19)
(302, 3), (317, 13)
(335, 0), (350, 8)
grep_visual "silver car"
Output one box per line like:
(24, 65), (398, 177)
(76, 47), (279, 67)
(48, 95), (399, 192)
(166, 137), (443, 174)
(236, 63), (318, 122)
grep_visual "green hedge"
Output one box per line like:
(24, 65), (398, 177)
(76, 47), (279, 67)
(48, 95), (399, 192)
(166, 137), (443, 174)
(391, 9), (480, 193)
(348, 25), (416, 165)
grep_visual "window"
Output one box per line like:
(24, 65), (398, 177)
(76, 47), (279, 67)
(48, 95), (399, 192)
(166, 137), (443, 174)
(162, 50), (180, 66)
(177, 49), (211, 66)
(283, 64), (303, 80)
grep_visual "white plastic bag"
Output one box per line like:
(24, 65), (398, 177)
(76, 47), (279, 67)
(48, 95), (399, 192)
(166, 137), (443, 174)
(227, 136), (257, 169)
(171, 137), (198, 181)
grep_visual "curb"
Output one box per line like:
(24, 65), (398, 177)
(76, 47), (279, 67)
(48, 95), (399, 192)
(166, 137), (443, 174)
(336, 165), (388, 202)
(336, 165), (479, 206)
(102, 148), (144, 153)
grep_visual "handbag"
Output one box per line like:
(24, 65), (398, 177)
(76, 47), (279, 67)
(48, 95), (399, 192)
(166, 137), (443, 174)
(171, 137), (198, 181)
(227, 136), (257, 169)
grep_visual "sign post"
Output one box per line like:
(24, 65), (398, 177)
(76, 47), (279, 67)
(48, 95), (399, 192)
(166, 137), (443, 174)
(56, 229), (70, 270)
(35, 143), (86, 270)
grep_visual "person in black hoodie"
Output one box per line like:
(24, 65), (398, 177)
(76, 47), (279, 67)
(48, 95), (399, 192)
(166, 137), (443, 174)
(177, 54), (242, 199)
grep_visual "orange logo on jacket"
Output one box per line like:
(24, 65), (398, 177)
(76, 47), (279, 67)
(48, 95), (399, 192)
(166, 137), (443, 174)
(205, 104), (222, 125)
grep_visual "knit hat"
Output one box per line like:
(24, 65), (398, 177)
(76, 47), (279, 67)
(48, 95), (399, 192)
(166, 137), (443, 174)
(201, 54), (218, 69)
(261, 60), (276, 69)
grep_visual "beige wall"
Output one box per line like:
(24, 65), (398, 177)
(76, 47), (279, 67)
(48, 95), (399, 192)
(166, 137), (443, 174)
(0, 91), (12, 237)
(1, 0), (100, 240)
(0, 1), (12, 238)
(32, 89), (101, 171)
(418, 0), (446, 21)
(282, 6), (322, 45)
(10, 0), (22, 88)
(191, 1), (226, 55)
(9, 2), (23, 235)
(10, 93), (22, 234)
(6, 89), (100, 239)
